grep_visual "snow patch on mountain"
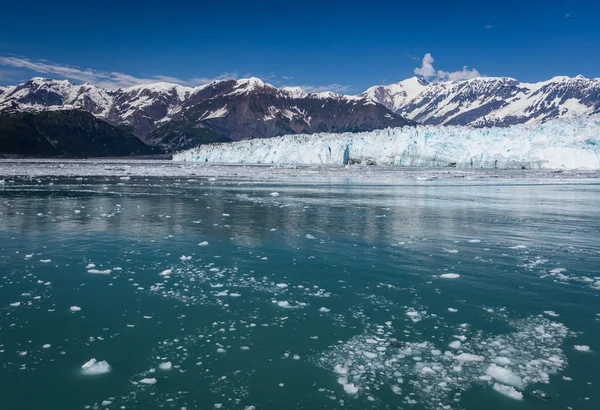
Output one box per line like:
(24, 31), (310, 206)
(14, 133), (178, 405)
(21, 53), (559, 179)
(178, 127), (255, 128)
(174, 116), (600, 170)
(361, 76), (600, 127)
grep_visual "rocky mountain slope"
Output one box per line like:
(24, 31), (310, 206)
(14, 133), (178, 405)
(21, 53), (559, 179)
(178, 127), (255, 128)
(0, 110), (157, 157)
(0, 77), (410, 152)
(2, 74), (599, 155)
(361, 75), (600, 127)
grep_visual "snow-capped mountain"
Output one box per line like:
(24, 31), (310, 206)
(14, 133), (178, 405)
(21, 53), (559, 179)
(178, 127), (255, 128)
(0, 77), (409, 151)
(2, 74), (600, 154)
(145, 77), (409, 150)
(361, 75), (600, 127)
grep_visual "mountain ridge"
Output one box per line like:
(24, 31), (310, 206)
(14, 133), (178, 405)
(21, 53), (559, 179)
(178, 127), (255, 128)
(1, 74), (600, 153)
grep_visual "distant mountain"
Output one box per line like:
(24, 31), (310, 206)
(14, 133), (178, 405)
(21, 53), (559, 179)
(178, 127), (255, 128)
(0, 77), (410, 152)
(146, 78), (411, 151)
(2, 74), (599, 156)
(0, 110), (157, 157)
(361, 75), (600, 127)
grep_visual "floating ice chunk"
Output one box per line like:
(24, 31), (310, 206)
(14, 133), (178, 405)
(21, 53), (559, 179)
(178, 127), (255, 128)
(198, 241), (209, 246)
(101, 400), (112, 406)
(81, 359), (111, 375)
(448, 308), (458, 312)
(159, 361), (172, 370)
(40, 259), (51, 263)
(70, 306), (81, 312)
(293, 354), (300, 360)
(180, 255), (192, 261)
(510, 245), (527, 249)
(139, 378), (157, 385)
(270, 192), (280, 197)
(449, 341), (462, 349)
(42, 344), (51, 349)
(486, 364), (523, 387)
(306, 234), (316, 239)
(86, 263), (96, 269)
(277, 301), (290, 308)
(363, 351), (378, 359)
(319, 307), (330, 312)
(574, 345), (591, 352)
(160, 269), (172, 276)
(544, 310), (560, 317)
(343, 383), (359, 394)
(88, 269), (111, 274)
(493, 383), (523, 400)
(494, 357), (513, 365)
(440, 273), (460, 279)
(10, 302), (20, 307)
(468, 239), (481, 243)
(276, 283), (288, 289)
(455, 353), (484, 362)
(444, 249), (459, 253)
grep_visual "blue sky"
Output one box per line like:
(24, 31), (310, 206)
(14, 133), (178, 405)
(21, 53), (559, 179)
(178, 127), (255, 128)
(0, 0), (597, 92)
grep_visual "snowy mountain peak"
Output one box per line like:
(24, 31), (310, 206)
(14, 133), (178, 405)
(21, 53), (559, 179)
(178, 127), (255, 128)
(362, 74), (600, 127)
(231, 77), (275, 94)
(281, 86), (309, 99)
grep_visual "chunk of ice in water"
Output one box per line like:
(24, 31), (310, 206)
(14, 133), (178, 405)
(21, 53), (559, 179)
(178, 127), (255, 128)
(493, 383), (523, 400)
(198, 241), (209, 246)
(449, 341), (461, 349)
(574, 345), (591, 352)
(544, 310), (560, 317)
(455, 353), (484, 362)
(440, 273), (460, 279)
(486, 364), (523, 387)
(159, 361), (172, 370)
(81, 359), (111, 375)
(88, 269), (111, 274)
(10, 302), (20, 307)
(70, 306), (81, 312)
(139, 378), (157, 385)
(343, 383), (359, 394)
(319, 307), (330, 312)
(270, 192), (280, 197)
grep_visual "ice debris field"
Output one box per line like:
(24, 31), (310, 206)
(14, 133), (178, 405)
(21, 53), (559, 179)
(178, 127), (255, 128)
(175, 116), (600, 169)
(0, 173), (599, 409)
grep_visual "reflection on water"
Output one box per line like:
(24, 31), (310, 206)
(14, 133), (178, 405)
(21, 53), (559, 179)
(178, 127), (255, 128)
(0, 176), (599, 410)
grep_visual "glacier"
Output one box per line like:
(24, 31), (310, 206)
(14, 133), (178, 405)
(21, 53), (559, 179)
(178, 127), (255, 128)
(173, 116), (600, 170)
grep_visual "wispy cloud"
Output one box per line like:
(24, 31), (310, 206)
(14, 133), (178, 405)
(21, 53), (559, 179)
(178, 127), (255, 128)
(0, 55), (238, 89)
(414, 53), (482, 82)
(289, 84), (353, 94)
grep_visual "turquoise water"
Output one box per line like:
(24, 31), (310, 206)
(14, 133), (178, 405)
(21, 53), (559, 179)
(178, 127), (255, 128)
(1, 176), (599, 410)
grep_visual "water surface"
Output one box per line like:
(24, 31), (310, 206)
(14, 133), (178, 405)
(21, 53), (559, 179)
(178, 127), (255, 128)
(1, 176), (599, 410)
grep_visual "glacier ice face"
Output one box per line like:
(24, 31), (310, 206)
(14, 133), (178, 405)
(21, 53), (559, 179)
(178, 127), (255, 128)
(173, 116), (600, 170)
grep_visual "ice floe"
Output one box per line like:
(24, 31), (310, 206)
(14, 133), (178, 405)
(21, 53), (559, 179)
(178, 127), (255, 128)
(81, 359), (111, 375)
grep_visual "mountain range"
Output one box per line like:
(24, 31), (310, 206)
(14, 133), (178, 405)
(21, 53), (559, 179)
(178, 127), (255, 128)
(1, 74), (599, 157)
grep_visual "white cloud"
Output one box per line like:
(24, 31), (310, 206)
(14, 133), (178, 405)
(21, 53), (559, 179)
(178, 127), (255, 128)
(413, 53), (437, 78)
(413, 53), (482, 82)
(0, 56), (238, 89)
(292, 84), (353, 94)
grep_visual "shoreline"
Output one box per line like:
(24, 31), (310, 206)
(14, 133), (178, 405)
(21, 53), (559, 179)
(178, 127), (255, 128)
(1, 159), (599, 181)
